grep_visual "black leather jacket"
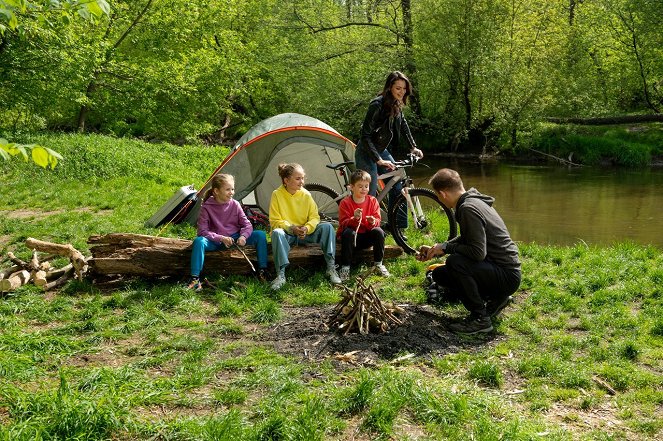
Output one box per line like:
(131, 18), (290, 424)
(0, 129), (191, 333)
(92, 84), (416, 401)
(357, 96), (417, 163)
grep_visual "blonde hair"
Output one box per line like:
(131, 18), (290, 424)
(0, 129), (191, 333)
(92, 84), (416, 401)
(277, 163), (305, 184)
(204, 173), (234, 201)
(350, 169), (371, 185)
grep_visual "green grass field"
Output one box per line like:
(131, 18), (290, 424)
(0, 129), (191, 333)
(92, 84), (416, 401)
(1, 133), (662, 440)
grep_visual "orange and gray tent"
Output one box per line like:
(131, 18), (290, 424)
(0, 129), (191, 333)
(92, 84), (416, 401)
(182, 113), (355, 224)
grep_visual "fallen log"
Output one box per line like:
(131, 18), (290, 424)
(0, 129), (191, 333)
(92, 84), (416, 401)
(87, 233), (403, 277)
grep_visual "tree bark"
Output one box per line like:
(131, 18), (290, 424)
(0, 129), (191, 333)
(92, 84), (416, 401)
(88, 233), (403, 277)
(400, 0), (422, 120)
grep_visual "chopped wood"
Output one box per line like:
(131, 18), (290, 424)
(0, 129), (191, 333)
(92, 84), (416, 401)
(1, 239), (88, 292)
(1, 265), (20, 280)
(44, 266), (75, 291)
(87, 233), (403, 277)
(32, 270), (48, 287)
(0, 270), (30, 292)
(25, 237), (88, 280)
(328, 277), (405, 335)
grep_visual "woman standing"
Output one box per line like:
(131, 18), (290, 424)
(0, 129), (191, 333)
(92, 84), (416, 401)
(354, 71), (423, 199)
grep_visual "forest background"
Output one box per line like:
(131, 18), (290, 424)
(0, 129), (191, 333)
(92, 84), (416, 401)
(1, 0), (662, 159)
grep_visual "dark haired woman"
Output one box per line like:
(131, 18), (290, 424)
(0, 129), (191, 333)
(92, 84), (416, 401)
(354, 71), (423, 223)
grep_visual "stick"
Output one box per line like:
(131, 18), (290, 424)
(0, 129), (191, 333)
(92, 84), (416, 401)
(43, 266), (75, 291)
(232, 244), (256, 273)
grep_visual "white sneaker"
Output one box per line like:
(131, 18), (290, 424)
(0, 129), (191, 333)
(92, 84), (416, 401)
(339, 266), (350, 282)
(374, 263), (391, 277)
(270, 274), (286, 290)
(327, 266), (342, 284)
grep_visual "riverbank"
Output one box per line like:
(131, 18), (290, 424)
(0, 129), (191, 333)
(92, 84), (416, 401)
(1, 132), (662, 439)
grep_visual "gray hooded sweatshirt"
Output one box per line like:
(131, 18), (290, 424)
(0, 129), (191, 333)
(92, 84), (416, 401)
(445, 188), (520, 269)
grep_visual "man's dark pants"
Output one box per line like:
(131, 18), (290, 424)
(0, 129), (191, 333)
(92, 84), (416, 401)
(432, 254), (521, 316)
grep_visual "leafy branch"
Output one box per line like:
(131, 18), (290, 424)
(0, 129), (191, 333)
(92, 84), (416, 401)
(0, 138), (62, 169)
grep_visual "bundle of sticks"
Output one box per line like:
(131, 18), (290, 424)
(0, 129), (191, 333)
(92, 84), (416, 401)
(328, 277), (405, 335)
(0, 238), (88, 293)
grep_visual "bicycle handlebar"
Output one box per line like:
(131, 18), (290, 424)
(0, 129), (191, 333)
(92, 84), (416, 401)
(392, 153), (421, 168)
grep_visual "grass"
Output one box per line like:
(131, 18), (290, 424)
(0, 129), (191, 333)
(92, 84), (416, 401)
(529, 122), (663, 166)
(1, 132), (663, 439)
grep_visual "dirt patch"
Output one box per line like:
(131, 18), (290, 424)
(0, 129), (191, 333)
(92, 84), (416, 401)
(263, 304), (499, 363)
(0, 208), (112, 219)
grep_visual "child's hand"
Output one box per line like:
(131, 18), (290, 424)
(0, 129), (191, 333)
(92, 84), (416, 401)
(237, 236), (247, 247)
(221, 236), (234, 247)
(366, 215), (376, 226)
(353, 208), (362, 221)
(292, 226), (307, 239)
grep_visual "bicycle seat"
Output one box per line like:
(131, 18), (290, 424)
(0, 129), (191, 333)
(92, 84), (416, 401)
(326, 161), (354, 171)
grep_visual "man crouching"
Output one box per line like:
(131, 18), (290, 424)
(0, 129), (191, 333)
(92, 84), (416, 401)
(418, 168), (521, 334)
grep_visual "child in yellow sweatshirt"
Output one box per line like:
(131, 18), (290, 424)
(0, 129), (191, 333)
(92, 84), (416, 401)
(269, 163), (341, 290)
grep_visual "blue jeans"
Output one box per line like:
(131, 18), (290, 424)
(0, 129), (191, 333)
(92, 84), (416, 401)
(271, 222), (336, 273)
(355, 147), (406, 227)
(190, 231), (268, 277)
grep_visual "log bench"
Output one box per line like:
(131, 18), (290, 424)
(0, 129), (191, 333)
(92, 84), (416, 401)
(88, 233), (403, 277)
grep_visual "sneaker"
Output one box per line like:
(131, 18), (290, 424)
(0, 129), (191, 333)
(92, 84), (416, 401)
(270, 274), (286, 290)
(327, 266), (342, 284)
(187, 278), (202, 292)
(448, 315), (493, 334)
(339, 266), (350, 282)
(374, 263), (391, 277)
(256, 269), (268, 282)
(486, 296), (513, 318)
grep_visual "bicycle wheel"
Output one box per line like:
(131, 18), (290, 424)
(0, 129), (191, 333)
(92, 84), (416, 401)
(388, 188), (457, 255)
(304, 183), (340, 223)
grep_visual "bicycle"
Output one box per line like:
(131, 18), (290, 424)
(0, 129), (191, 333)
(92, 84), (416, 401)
(304, 154), (457, 255)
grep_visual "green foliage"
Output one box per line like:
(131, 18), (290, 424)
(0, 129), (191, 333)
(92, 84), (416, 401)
(531, 123), (662, 166)
(468, 360), (503, 388)
(0, 137), (62, 168)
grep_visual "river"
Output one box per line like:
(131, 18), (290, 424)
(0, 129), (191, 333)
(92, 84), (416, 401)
(408, 157), (663, 248)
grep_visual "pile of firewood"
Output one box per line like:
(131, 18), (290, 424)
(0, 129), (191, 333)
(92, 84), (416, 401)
(328, 277), (405, 335)
(0, 238), (88, 293)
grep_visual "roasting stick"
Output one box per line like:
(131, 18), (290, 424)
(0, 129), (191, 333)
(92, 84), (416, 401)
(232, 243), (256, 273)
(354, 215), (362, 248)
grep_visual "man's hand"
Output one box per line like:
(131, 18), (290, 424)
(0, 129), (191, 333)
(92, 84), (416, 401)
(237, 236), (247, 247)
(366, 215), (376, 226)
(221, 236), (234, 247)
(416, 245), (432, 261)
(416, 243), (445, 261)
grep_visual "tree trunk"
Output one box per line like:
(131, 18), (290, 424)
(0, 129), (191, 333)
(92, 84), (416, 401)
(400, 0), (422, 120)
(88, 233), (403, 277)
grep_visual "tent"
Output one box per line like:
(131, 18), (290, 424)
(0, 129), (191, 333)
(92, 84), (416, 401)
(182, 113), (355, 224)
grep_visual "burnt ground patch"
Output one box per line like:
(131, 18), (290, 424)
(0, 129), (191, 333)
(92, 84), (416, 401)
(262, 304), (501, 363)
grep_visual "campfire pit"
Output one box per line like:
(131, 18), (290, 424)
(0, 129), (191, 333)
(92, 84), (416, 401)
(328, 277), (406, 335)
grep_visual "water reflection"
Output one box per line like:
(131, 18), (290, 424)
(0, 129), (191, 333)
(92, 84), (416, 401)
(407, 157), (663, 247)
